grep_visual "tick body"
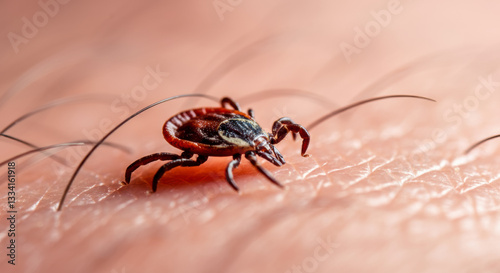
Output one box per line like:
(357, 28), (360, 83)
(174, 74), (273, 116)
(124, 97), (310, 192)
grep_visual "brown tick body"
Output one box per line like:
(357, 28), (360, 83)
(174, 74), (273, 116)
(124, 97), (310, 192)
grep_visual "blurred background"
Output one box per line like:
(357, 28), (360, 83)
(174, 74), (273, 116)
(2, 1), (500, 151)
(2, 1), (500, 272)
(2, 0), (500, 149)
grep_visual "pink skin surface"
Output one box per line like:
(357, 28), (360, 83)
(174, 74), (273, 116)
(2, 1), (500, 272)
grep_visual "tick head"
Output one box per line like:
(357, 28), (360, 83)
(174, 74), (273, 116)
(217, 118), (285, 166)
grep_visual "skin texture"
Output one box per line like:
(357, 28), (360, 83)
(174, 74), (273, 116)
(2, 1), (500, 272)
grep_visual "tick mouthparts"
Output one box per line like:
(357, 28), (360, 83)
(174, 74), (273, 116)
(271, 144), (286, 165)
(257, 150), (284, 166)
(256, 142), (285, 166)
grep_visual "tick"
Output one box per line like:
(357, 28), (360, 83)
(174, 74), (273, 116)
(56, 93), (435, 210)
(123, 97), (310, 192)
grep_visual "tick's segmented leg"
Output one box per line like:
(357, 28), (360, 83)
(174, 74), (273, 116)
(151, 155), (208, 192)
(270, 117), (310, 156)
(225, 154), (242, 192)
(248, 109), (255, 118)
(256, 147), (284, 167)
(245, 151), (284, 189)
(221, 97), (241, 111)
(124, 152), (183, 184)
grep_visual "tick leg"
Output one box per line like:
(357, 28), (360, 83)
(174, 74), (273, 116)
(125, 152), (182, 184)
(248, 108), (255, 118)
(225, 154), (242, 192)
(221, 97), (241, 111)
(245, 152), (284, 189)
(152, 155), (208, 192)
(270, 117), (310, 156)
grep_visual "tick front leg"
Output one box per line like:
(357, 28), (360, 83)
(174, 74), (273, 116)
(152, 155), (208, 192)
(245, 151), (284, 189)
(270, 117), (310, 156)
(225, 154), (242, 192)
(124, 152), (183, 184)
(221, 97), (241, 111)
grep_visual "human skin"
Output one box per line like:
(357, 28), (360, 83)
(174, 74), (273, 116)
(2, 0), (500, 273)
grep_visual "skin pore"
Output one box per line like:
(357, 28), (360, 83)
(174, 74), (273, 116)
(2, 1), (500, 272)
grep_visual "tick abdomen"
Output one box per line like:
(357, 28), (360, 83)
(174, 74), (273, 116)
(163, 107), (256, 156)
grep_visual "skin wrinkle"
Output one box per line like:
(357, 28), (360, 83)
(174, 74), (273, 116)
(2, 1), (500, 273)
(232, 208), (331, 272)
(302, 155), (330, 190)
